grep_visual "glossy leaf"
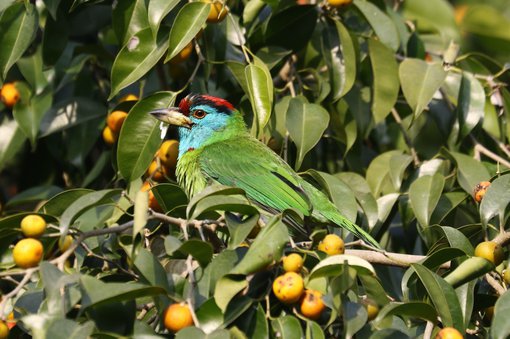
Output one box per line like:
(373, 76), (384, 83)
(271, 316), (303, 339)
(480, 175), (510, 228)
(286, 96), (330, 170)
(354, 0), (399, 51)
(409, 173), (445, 227)
(490, 290), (510, 339)
(39, 98), (107, 137)
(309, 254), (376, 279)
(411, 263), (464, 331)
(366, 150), (402, 197)
(110, 27), (169, 98)
(230, 215), (288, 275)
(245, 63), (274, 132)
(59, 189), (122, 238)
(399, 59), (447, 118)
(133, 248), (173, 293)
(368, 38), (400, 123)
(0, 3), (38, 78)
(13, 89), (52, 146)
(457, 73), (485, 141)
(112, 0), (149, 45)
(165, 2), (209, 62)
(0, 117), (27, 172)
(447, 151), (490, 195)
(323, 20), (356, 101)
(80, 275), (165, 310)
(117, 92), (177, 181)
(375, 301), (438, 323)
(337, 172), (379, 228)
(39, 189), (93, 216)
(148, 0), (179, 36)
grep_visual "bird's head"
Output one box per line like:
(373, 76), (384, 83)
(150, 94), (245, 157)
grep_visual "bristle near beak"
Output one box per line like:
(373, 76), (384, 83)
(149, 108), (193, 129)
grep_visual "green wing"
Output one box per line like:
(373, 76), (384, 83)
(199, 137), (312, 216)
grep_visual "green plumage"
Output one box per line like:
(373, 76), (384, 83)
(171, 105), (380, 248)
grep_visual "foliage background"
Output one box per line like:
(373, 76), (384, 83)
(1, 0), (510, 338)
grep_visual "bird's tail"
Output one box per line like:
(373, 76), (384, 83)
(320, 208), (381, 249)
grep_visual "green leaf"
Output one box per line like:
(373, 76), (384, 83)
(480, 175), (510, 228)
(366, 150), (402, 197)
(80, 275), (165, 310)
(0, 3), (38, 78)
(112, 0), (149, 45)
(271, 316), (303, 339)
(286, 96), (330, 170)
(4, 186), (57, 210)
(151, 183), (188, 213)
(148, 0), (179, 36)
(344, 302), (366, 338)
(323, 20), (357, 101)
(17, 47), (49, 94)
(39, 189), (93, 216)
(59, 189), (122, 237)
(173, 239), (214, 267)
(195, 299), (223, 335)
(306, 321), (324, 339)
(403, 0), (459, 43)
(0, 116), (26, 171)
(45, 318), (95, 339)
(411, 263), (464, 331)
(447, 151), (490, 195)
(197, 250), (240, 299)
(245, 63), (274, 132)
(230, 215), (288, 275)
(226, 213), (259, 250)
(399, 59), (447, 118)
(456, 73), (485, 141)
(187, 185), (246, 218)
(133, 188), (148, 236)
(409, 173), (445, 227)
(304, 170), (357, 222)
(336, 172), (379, 228)
(118, 92), (177, 181)
(490, 289), (510, 339)
(309, 254), (376, 279)
(354, 0), (399, 51)
(165, 2), (209, 62)
(189, 195), (258, 221)
(110, 27), (169, 98)
(13, 89), (52, 146)
(213, 275), (247, 312)
(133, 248), (173, 293)
(39, 98), (107, 137)
(375, 301), (438, 323)
(430, 192), (468, 225)
(368, 38), (400, 123)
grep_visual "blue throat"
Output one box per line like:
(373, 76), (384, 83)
(177, 105), (232, 159)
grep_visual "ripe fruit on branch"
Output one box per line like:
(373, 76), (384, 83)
(327, 0), (353, 8)
(102, 126), (117, 145)
(20, 214), (47, 238)
(159, 140), (179, 169)
(300, 289), (325, 319)
(362, 299), (379, 321)
(202, 0), (228, 23)
(474, 241), (504, 266)
(473, 181), (490, 202)
(272, 272), (304, 304)
(119, 94), (138, 102)
(107, 110), (128, 134)
(318, 234), (344, 255)
(163, 303), (194, 332)
(141, 181), (162, 212)
(170, 42), (194, 64)
(0, 320), (8, 339)
(435, 327), (463, 339)
(59, 235), (73, 252)
(0, 82), (20, 108)
(282, 253), (304, 273)
(13, 238), (43, 268)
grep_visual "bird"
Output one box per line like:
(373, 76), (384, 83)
(149, 94), (380, 248)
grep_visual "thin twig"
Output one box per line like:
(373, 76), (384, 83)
(471, 137), (510, 169)
(0, 268), (36, 319)
(485, 273), (505, 296)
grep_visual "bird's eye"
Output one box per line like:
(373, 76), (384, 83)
(193, 109), (207, 119)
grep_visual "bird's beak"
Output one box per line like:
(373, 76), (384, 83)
(149, 108), (193, 129)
